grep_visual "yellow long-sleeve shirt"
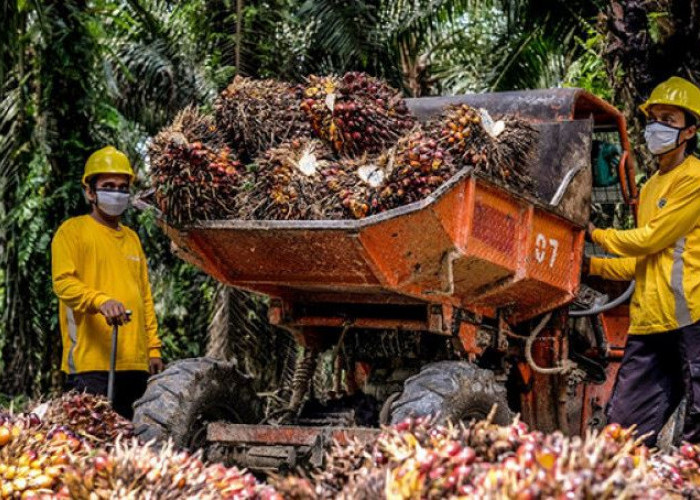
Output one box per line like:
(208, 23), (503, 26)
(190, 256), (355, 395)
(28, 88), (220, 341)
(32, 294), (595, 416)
(51, 215), (161, 373)
(590, 155), (700, 334)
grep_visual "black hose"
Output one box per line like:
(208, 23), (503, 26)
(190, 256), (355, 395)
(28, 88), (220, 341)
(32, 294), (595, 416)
(569, 281), (635, 317)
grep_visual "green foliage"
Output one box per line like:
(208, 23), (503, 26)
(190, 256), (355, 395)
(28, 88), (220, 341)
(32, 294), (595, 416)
(563, 29), (614, 100)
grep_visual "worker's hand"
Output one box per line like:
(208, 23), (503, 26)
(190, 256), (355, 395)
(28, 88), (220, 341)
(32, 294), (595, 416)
(586, 222), (597, 242)
(99, 299), (130, 326)
(582, 256), (591, 275)
(149, 357), (165, 375)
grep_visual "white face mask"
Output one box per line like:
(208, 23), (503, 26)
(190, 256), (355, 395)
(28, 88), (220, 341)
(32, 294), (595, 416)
(644, 121), (685, 155)
(95, 190), (130, 216)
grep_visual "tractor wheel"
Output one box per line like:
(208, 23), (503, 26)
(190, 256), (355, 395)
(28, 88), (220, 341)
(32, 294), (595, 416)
(389, 361), (513, 426)
(132, 357), (263, 450)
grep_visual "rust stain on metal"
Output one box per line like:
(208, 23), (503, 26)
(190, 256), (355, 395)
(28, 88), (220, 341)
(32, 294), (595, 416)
(207, 423), (380, 446)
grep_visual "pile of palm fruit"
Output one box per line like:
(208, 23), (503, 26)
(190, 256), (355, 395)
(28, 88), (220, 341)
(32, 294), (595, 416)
(4, 393), (700, 498)
(149, 72), (538, 226)
(273, 415), (700, 499)
(0, 394), (273, 499)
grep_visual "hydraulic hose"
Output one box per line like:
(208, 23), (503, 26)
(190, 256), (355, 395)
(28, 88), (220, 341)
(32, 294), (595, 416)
(569, 281), (635, 317)
(524, 313), (575, 375)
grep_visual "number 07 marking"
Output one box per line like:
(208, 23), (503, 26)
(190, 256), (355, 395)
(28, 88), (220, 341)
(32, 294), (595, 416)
(535, 233), (559, 268)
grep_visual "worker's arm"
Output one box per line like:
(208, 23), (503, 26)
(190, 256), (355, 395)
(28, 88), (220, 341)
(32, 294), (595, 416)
(589, 256), (637, 281)
(51, 227), (111, 314)
(139, 243), (162, 361)
(592, 175), (700, 256)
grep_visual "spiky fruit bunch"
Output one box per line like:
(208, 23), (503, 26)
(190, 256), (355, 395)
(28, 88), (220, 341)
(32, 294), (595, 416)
(299, 72), (415, 156)
(652, 441), (700, 493)
(290, 414), (694, 500)
(215, 76), (312, 160)
(311, 437), (371, 499)
(268, 477), (316, 500)
(429, 104), (538, 193)
(492, 117), (538, 192)
(239, 138), (373, 220)
(63, 439), (279, 500)
(149, 106), (244, 226)
(42, 392), (133, 444)
(0, 414), (89, 499)
(375, 129), (457, 211)
(430, 104), (493, 165)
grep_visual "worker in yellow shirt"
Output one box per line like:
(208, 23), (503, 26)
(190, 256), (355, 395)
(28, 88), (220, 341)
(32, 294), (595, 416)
(587, 77), (700, 446)
(51, 146), (164, 419)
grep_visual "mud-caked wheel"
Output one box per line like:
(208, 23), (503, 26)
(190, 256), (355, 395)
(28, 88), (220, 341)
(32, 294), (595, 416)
(132, 357), (263, 450)
(389, 361), (513, 426)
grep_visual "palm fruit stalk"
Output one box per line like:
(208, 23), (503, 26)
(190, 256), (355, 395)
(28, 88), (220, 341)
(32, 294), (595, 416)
(215, 76), (312, 161)
(149, 106), (243, 226)
(299, 72), (415, 156)
(375, 128), (457, 212)
(63, 438), (280, 500)
(239, 138), (373, 220)
(41, 392), (133, 445)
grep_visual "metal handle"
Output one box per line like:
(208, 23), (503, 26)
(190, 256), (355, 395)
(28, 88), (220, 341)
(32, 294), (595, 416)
(107, 310), (132, 405)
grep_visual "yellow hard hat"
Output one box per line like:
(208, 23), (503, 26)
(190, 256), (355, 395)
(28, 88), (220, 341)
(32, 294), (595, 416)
(640, 76), (700, 120)
(82, 146), (135, 186)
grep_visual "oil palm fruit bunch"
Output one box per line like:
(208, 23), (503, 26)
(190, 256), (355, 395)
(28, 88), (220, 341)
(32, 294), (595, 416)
(429, 104), (538, 195)
(491, 117), (538, 192)
(42, 392), (133, 444)
(268, 476), (316, 500)
(63, 438), (280, 500)
(375, 128), (457, 211)
(215, 76), (312, 161)
(371, 416), (679, 499)
(651, 442), (700, 495)
(336, 468), (386, 500)
(429, 104), (493, 167)
(299, 72), (415, 156)
(240, 138), (371, 220)
(310, 437), (371, 499)
(149, 106), (244, 226)
(0, 413), (89, 499)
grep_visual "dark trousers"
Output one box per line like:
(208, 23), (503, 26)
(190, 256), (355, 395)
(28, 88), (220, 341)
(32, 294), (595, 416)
(64, 371), (149, 420)
(607, 321), (700, 447)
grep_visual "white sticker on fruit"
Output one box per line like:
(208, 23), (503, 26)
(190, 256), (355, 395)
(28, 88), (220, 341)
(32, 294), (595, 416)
(478, 108), (505, 138)
(297, 150), (318, 176)
(325, 93), (336, 112)
(358, 165), (385, 187)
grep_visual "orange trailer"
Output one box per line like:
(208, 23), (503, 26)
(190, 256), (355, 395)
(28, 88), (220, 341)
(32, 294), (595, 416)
(134, 88), (636, 469)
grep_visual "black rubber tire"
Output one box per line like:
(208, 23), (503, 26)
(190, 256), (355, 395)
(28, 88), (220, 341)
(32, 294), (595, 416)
(389, 361), (513, 426)
(132, 357), (263, 450)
